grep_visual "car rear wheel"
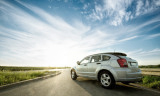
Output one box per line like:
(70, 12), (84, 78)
(100, 71), (115, 89)
(71, 70), (77, 80)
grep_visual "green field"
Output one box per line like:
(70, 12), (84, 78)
(0, 66), (68, 86)
(139, 64), (160, 68)
(0, 71), (57, 86)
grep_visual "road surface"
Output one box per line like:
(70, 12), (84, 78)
(0, 69), (160, 96)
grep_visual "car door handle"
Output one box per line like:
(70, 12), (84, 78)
(84, 64), (87, 66)
(97, 63), (101, 64)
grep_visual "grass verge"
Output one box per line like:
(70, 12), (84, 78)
(0, 71), (57, 86)
(141, 75), (160, 90)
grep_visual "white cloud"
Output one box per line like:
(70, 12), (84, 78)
(135, 0), (160, 17)
(0, 1), (89, 67)
(147, 33), (160, 39)
(127, 48), (160, 65)
(127, 48), (160, 57)
(128, 16), (160, 33)
(155, 0), (160, 6)
(83, 3), (89, 9)
(136, 0), (143, 16)
(88, 5), (104, 21)
(86, 0), (133, 26)
(0, 0), (159, 67)
(85, 0), (160, 26)
(124, 12), (131, 22)
(127, 49), (143, 56)
(118, 36), (138, 42)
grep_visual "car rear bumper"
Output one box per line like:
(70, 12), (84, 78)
(112, 68), (142, 82)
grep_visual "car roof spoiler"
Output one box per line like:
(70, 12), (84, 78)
(102, 52), (127, 56)
(86, 52), (127, 58)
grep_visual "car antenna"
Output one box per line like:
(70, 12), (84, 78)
(114, 48), (116, 53)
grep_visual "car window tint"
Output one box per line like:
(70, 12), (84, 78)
(91, 55), (101, 62)
(81, 57), (90, 64)
(102, 55), (110, 61)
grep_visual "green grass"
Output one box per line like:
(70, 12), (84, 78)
(0, 71), (56, 86)
(139, 64), (160, 68)
(142, 75), (160, 89)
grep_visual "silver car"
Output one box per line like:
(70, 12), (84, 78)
(71, 52), (142, 89)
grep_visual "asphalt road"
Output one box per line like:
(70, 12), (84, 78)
(0, 69), (160, 96)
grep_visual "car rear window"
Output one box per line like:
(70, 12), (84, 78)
(102, 55), (110, 61)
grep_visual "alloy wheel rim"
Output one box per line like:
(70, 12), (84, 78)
(100, 73), (111, 87)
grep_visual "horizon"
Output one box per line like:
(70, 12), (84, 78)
(1, 63), (160, 67)
(0, 0), (160, 67)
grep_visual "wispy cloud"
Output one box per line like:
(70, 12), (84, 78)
(84, 0), (132, 26)
(136, 0), (160, 16)
(84, 0), (160, 26)
(118, 36), (138, 42)
(115, 15), (160, 40)
(0, 1), (103, 66)
(146, 33), (160, 39)
(0, 0), (159, 66)
(128, 48), (160, 57)
(0, 1), (87, 66)
(127, 48), (160, 65)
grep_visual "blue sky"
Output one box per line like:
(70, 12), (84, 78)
(0, 0), (160, 67)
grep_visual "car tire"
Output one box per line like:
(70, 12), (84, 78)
(99, 71), (115, 89)
(71, 70), (77, 80)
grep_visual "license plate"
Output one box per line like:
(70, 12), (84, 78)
(131, 62), (137, 66)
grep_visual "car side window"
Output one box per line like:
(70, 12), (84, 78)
(80, 57), (90, 64)
(91, 55), (101, 63)
(102, 55), (110, 61)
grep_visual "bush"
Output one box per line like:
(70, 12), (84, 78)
(143, 76), (160, 84)
(148, 81), (160, 89)
(142, 75), (160, 89)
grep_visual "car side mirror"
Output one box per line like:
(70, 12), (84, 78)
(77, 61), (80, 65)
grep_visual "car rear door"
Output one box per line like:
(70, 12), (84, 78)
(87, 55), (102, 77)
(87, 55), (111, 78)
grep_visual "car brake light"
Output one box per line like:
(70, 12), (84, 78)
(117, 58), (128, 67)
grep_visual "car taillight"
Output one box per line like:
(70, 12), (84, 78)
(117, 58), (128, 67)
